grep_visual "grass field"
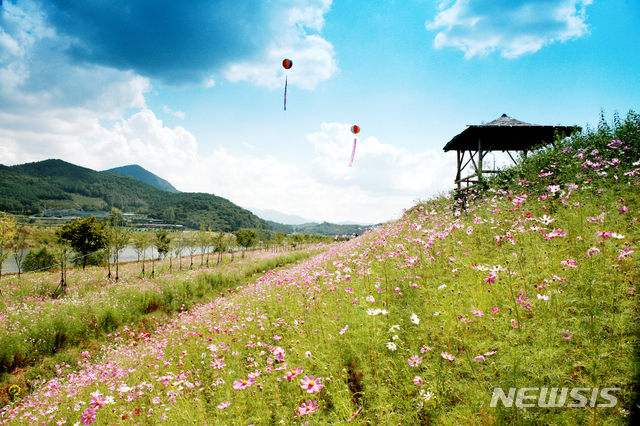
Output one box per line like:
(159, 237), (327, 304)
(1, 112), (638, 425)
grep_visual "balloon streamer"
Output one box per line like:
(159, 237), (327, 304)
(282, 59), (292, 111)
(284, 76), (287, 111)
(349, 138), (357, 167)
(349, 124), (360, 167)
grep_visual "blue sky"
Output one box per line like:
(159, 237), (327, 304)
(1, 0), (638, 224)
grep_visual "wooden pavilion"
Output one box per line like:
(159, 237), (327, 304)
(442, 114), (578, 192)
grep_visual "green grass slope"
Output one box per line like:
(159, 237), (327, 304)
(1, 111), (638, 425)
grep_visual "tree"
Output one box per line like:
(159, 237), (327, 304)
(184, 231), (198, 269)
(152, 231), (171, 277)
(22, 247), (56, 272)
(11, 224), (28, 277)
(132, 232), (152, 277)
(0, 212), (17, 282)
(172, 235), (185, 271)
(106, 208), (131, 281)
(57, 216), (107, 269)
(234, 229), (257, 258)
(198, 222), (209, 268)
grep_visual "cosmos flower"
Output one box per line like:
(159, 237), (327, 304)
(441, 352), (455, 361)
(80, 408), (97, 425)
(297, 400), (319, 416)
(232, 376), (255, 390)
(408, 356), (423, 367)
(300, 375), (324, 393)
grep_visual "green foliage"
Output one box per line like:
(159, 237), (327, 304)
(56, 216), (107, 269)
(267, 220), (375, 236)
(0, 159), (270, 232)
(21, 247), (57, 272)
(155, 231), (171, 259)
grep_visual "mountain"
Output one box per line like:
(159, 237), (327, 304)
(266, 220), (376, 236)
(245, 207), (316, 225)
(103, 164), (180, 193)
(0, 159), (269, 232)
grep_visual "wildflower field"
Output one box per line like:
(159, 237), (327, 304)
(1, 112), (639, 425)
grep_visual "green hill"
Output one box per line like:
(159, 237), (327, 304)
(102, 164), (180, 193)
(0, 159), (269, 231)
(266, 220), (376, 236)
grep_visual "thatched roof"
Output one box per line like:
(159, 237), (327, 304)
(443, 114), (578, 152)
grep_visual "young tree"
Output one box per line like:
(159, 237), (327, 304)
(57, 216), (107, 269)
(197, 222), (209, 268)
(22, 247), (56, 272)
(132, 232), (152, 277)
(234, 229), (257, 258)
(106, 208), (130, 281)
(172, 235), (185, 271)
(11, 224), (28, 277)
(0, 212), (17, 283)
(153, 231), (171, 277)
(184, 231), (198, 269)
(53, 235), (74, 297)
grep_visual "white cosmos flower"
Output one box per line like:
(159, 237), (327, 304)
(386, 342), (397, 351)
(410, 313), (420, 324)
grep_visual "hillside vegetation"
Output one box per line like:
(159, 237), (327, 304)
(0, 159), (269, 231)
(1, 111), (638, 425)
(103, 165), (181, 193)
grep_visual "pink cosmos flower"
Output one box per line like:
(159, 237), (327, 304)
(618, 246), (635, 261)
(483, 274), (496, 285)
(81, 408), (97, 425)
(300, 375), (324, 393)
(272, 347), (285, 362)
(413, 376), (424, 386)
(585, 247), (601, 258)
(56, 419), (67, 425)
(210, 358), (226, 369)
(484, 350), (497, 356)
(305, 351), (312, 358)
(561, 330), (573, 340)
(471, 310), (484, 318)
(510, 319), (519, 329)
(285, 366), (303, 381)
(347, 407), (363, 422)
(618, 206), (629, 214)
(420, 346), (432, 353)
(490, 307), (499, 313)
(474, 355), (486, 362)
(560, 259), (578, 268)
(339, 324), (349, 335)
(441, 351), (455, 361)
(408, 355), (423, 367)
(89, 395), (107, 410)
(217, 401), (231, 409)
(297, 400), (319, 415)
(232, 376), (255, 390)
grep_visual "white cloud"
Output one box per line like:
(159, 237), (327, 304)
(224, 0), (338, 90)
(426, 0), (592, 58)
(0, 111), (456, 223)
(162, 105), (185, 119)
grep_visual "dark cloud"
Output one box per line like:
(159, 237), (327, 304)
(40, 0), (273, 84)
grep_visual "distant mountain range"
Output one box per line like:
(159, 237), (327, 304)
(245, 207), (316, 225)
(0, 159), (268, 232)
(0, 159), (378, 235)
(103, 165), (180, 193)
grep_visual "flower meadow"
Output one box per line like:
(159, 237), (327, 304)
(0, 247), (321, 397)
(1, 112), (639, 425)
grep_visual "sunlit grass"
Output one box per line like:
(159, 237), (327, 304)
(1, 114), (639, 424)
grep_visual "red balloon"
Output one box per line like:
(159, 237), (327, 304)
(351, 125), (360, 134)
(282, 59), (293, 69)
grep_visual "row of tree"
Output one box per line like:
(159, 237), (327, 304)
(0, 210), (336, 295)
